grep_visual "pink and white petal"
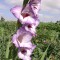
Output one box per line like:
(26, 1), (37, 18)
(17, 28), (33, 42)
(10, 6), (22, 19)
(25, 25), (36, 36)
(12, 34), (19, 48)
(16, 29), (22, 36)
(20, 42), (32, 48)
(35, 20), (40, 27)
(18, 51), (25, 59)
(31, 44), (36, 51)
(23, 16), (35, 24)
(23, 56), (31, 60)
(31, 3), (40, 15)
(27, 44), (36, 54)
(15, 29), (33, 48)
(18, 48), (31, 60)
(21, 33), (32, 42)
(26, 49), (32, 56)
(26, 44), (36, 56)
(30, 0), (41, 16)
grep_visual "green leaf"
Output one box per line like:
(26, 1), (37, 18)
(5, 40), (11, 59)
(41, 45), (50, 60)
(22, 0), (29, 11)
(47, 55), (51, 60)
(23, 0), (29, 7)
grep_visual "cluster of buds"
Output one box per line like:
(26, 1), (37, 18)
(10, 0), (41, 60)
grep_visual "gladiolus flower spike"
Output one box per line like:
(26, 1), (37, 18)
(11, 0), (41, 60)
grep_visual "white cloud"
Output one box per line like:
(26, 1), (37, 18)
(0, 3), (7, 9)
(5, 0), (23, 6)
(0, 0), (60, 22)
(41, 0), (60, 14)
(39, 14), (54, 22)
(4, 0), (60, 14)
(0, 12), (3, 15)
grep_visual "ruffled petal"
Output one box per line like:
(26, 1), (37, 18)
(18, 47), (31, 60)
(23, 16), (35, 24)
(18, 44), (36, 60)
(18, 51), (31, 60)
(12, 34), (19, 48)
(10, 6), (22, 19)
(25, 24), (36, 36)
(26, 44), (36, 56)
(23, 56), (31, 60)
(12, 27), (33, 48)
(17, 28), (33, 42)
(30, 1), (41, 16)
(20, 42), (32, 48)
(18, 51), (25, 59)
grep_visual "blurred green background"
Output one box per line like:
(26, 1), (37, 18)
(0, 18), (60, 60)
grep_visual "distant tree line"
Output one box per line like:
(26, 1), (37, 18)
(0, 16), (60, 24)
(0, 16), (5, 21)
(56, 21), (60, 24)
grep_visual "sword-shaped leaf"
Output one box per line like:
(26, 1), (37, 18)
(22, 0), (29, 11)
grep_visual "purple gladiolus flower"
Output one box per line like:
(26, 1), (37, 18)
(10, 6), (36, 24)
(10, 6), (39, 36)
(18, 45), (36, 60)
(11, 0), (41, 59)
(12, 27), (33, 48)
(12, 27), (36, 60)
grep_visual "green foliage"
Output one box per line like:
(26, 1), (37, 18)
(41, 45), (50, 60)
(0, 21), (60, 60)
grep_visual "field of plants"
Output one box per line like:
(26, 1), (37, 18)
(0, 20), (60, 60)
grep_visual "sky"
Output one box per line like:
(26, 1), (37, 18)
(0, 0), (60, 22)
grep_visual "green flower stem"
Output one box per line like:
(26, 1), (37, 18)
(5, 40), (11, 59)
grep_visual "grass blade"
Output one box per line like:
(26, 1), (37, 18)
(5, 40), (11, 59)
(41, 45), (50, 60)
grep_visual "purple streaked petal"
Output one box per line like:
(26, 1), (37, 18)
(18, 47), (31, 60)
(25, 24), (36, 36)
(28, 0), (41, 17)
(18, 51), (25, 59)
(34, 19), (40, 27)
(20, 42), (32, 48)
(22, 16), (35, 24)
(30, 3), (40, 16)
(23, 56), (31, 60)
(10, 6), (22, 19)
(18, 44), (36, 60)
(12, 27), (33, 48)
(12, 34), (19, 48)
(26, 45), (36, 56)
(17, 28), (33, 42)
(18, 51), (31, 60)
